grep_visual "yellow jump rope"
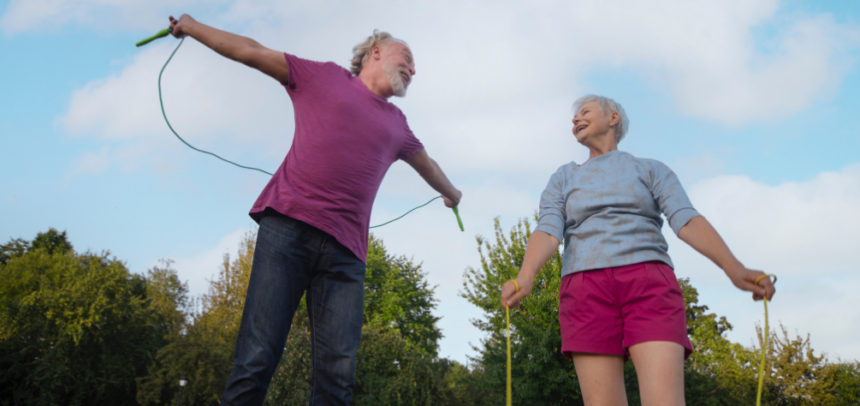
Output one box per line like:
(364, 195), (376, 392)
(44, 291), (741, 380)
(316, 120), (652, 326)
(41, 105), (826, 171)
(505, 279), (519, 406)
(503, 275), (776, 406)
(755, 274), (777, 406)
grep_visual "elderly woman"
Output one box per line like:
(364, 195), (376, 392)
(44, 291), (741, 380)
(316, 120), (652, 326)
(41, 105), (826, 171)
(500, 95), (776, 405)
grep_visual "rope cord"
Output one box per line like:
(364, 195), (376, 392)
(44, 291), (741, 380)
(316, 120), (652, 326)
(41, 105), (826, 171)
(159, 38), (273, 176)
(755, 274), (777, 406)
(505, 279), (519, 406)
(157, 38), (445, 229)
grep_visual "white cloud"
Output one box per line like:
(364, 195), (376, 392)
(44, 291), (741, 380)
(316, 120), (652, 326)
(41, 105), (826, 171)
(168, 227), (249, 298)
(70, 145), (110, 175)
(49, 0), (860, 149)
(666, 163), (860, 360)
(0, 0), (219, 36)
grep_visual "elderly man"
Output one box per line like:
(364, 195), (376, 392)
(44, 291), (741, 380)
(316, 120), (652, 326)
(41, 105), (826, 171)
(168, 15), (462, 406)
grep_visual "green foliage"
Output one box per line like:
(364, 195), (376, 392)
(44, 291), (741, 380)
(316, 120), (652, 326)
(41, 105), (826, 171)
(0, 238), (29, 265)
(352, 320), (438, 406)
(0, 228), (73, 265)
(827, 361), (860, 404)
(5, 223), (857, 405)
(365, 235), (442, 357)
(30, 229), (74, 256)
(0, 232), (185, 406)
(266, 299), (312, 405)
(762, 326), (839, 405)
(137, 232), (254, 406)
(461, 216), (583, 405)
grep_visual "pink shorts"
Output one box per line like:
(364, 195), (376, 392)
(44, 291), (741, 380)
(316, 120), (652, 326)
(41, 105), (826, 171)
(559, 261), (692, 361)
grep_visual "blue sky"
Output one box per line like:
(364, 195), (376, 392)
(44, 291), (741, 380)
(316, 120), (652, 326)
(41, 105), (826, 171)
(2, 0), (860, 364)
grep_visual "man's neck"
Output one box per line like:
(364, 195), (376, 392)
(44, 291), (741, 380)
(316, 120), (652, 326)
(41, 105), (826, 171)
(358, 70), (393, 99)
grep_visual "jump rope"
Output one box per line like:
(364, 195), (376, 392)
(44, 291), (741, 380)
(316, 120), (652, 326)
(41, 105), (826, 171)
(140, 28), (775, 405)
(138, 29), (465, 231)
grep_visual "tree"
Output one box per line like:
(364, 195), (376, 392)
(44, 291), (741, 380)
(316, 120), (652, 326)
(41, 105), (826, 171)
(461, 216), (582, 405)
(30, 229), (73, 256)
(0, 231), (184, 406)
(137, 232), (254, 406)
(0, 238), (29, 265)
(0, 228), (73, 265)
(364, 235), (442, 357)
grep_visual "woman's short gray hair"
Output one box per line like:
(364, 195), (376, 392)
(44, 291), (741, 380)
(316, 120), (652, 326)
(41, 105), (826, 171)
(350, 29), (406, 76)
(572, 95), (630, 143)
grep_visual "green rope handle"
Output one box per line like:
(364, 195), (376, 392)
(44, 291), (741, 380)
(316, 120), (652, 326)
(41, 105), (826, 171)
(452, 206), (465, 231)
(137, 28), (173, 47)
(140, 29), (459, 229)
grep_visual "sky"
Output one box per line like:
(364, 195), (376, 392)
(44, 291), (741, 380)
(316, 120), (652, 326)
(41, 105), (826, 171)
(2, 0), (860, 365)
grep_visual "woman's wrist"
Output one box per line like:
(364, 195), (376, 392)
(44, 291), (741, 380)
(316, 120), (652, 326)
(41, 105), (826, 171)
(723, 260), (747, 279)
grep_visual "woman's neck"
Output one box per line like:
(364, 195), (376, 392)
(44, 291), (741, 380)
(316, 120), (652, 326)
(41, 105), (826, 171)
(585, 133), (619, 160)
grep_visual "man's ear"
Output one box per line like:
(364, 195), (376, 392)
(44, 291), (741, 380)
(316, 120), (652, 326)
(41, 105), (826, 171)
(371, 46), (383, 61)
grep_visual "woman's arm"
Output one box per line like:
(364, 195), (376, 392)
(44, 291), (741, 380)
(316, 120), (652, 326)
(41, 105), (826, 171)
(500, 230), (559, 308)
(169, 14), (291, 84)
(404, 150), (462, 208)
(678, 216), (775, 301)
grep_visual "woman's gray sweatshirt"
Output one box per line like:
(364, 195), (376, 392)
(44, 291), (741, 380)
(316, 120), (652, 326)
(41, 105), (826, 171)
(535, 150), (701, 277)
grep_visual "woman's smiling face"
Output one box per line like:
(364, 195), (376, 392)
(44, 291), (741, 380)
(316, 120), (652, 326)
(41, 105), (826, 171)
(572, 100), (615, 144)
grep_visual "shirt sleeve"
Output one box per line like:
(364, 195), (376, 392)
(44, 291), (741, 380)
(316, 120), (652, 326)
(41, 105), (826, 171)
(534, 169), (566, 242)
(283, 53), (327, 91)
(647, 160), (701, 236)
(397, 115), (425, 161)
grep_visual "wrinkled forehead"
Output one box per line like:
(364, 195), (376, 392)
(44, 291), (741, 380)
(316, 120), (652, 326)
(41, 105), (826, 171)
(575, 100), (602, 116)
(386, 40), (413, 60)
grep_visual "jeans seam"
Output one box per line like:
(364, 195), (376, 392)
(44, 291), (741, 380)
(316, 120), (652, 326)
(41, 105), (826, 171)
(308, 280), (319, 406)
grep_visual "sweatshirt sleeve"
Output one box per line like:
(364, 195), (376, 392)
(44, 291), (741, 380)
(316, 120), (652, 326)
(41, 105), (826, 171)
(646, 160), (701, 236)
(535, 169), (566, 242)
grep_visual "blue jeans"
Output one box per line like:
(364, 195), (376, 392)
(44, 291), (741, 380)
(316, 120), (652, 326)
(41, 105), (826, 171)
(221, 213), (366, 406)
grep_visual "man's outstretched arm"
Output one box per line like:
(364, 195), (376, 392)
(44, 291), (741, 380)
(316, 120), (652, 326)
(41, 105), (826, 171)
(405, 150), (462, 208)
(169, 14), (290, 84)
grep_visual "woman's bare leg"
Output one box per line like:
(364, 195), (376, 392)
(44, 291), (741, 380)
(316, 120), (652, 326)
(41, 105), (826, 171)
(572, 353), (628, 406)
(628, 341), (685, 406)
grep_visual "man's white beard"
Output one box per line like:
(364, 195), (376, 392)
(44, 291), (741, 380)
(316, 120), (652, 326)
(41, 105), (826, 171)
(383, 60), (408, 98)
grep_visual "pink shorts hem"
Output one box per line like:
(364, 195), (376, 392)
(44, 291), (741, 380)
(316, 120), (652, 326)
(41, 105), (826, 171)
(625, 335), (693, 361)
(561, 340), (626, 360)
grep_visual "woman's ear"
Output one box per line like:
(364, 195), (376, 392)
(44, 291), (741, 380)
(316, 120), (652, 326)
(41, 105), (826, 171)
(609, 111), (621, 127)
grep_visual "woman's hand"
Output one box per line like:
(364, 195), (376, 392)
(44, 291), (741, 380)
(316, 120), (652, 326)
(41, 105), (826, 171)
(169, 14), (196, 38)
(726, 265), (776, 301)
(678, 217), (776, 302)
(500, 278), (533, 309)
(499, 231), (559, 309)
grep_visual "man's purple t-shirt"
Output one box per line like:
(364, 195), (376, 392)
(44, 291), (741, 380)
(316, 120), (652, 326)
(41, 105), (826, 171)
(249, 54), (424, 263)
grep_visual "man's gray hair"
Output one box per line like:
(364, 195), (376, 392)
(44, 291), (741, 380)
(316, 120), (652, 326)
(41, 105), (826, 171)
(572, 95), (630, 143)
(350, 29), (406, 76)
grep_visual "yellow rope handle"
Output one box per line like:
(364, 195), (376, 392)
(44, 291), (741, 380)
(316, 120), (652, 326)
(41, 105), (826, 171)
(505, 279), (518, 406)
(754, 274), (777, 406)
(507, 279), (520, 294)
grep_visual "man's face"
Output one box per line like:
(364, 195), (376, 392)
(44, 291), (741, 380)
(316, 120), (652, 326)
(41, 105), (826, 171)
(381, 42), (415, 97)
